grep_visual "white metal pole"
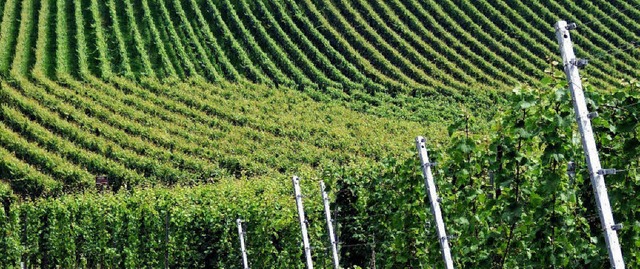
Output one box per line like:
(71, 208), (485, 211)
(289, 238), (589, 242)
(237, 219), (249, 269)
(415, 136), (454, 269)
(320, 181), (340, 269)
(293, 176), (314, 269)
(555, 20), (625, 269)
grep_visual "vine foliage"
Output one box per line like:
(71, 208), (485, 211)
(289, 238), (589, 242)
(328, 78), (640, 268)
(0, 79), (638, 267)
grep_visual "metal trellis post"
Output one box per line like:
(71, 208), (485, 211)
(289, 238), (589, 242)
(555, 20), (625, 269)
(237, 219), (249, 269)
(320, 181), (340, 269)
(415, 136), (454, 269)
(293, 176), (314, 269)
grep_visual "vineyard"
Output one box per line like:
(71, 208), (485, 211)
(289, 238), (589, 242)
(0, 0), (639, 267)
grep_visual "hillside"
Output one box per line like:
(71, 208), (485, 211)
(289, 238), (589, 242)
(0, 0), (639, 267)
(0, 0), (638, 196)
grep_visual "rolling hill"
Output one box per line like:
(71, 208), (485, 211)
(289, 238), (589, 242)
(0, 0), (639, 267)
(0, 0), (638, 196)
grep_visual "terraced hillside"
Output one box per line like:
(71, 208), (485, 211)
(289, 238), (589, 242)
(0, 0), (639, 197)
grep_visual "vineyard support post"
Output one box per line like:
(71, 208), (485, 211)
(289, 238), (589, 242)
(21, 212), (27, 269)
(415, 137), (454, 269)
(164, 210), (170, 269)
(320, 181), (340, 269)
(293, 176), (314, 269)
(236, 219), (249, 269)
(554, 20), (624, 269)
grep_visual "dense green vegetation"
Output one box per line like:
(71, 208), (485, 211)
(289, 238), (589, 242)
(1, 79), (639, 268)
(0, 0), (638, 195)
(0, 176), (331, 268)
(329, 81), (640, 267)
(0, 0), (639, 267)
